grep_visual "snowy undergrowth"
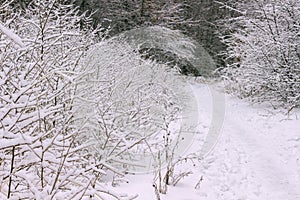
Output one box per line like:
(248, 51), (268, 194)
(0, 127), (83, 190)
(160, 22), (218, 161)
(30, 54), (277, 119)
(0, 1), (136, 199)
(0, 1), (194, 199)
(74, 38), (186, 174)
(220, 0), (300, 109)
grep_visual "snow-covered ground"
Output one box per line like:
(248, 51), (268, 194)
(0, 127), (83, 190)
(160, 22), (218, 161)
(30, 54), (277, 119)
(105, 81), (300, 200)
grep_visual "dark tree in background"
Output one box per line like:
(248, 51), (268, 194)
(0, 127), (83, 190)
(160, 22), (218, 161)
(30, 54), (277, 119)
(72, 0), (184, 32)
(9, 0), (238, 67)
(4, 0), (242, 100)
(11, 0), (236, 68)
(174, 0), (234, 66)
(71, 0), (234, 68)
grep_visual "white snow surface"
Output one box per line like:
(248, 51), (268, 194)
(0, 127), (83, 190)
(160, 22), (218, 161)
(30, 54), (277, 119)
(104, 81), (300, 200)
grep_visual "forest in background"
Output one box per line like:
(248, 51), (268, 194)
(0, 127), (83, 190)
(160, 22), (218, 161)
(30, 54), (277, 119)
(10, 0), (237, 67)
(58, 0), (300, 109)
(71, 0), (234, 68)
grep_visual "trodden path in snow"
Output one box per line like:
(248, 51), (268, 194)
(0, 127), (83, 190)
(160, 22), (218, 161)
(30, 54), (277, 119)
(192, 82), (300, 200)
(105, 82), (300, 200)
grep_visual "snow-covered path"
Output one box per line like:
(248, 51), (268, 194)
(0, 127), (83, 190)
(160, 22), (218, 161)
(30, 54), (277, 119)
(193, 82), (300, 200)
(107, 82), (300, 200)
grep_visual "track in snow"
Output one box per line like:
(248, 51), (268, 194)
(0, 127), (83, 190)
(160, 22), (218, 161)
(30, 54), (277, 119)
(105, 81), (300, 200)
(192, 82), (300, 200)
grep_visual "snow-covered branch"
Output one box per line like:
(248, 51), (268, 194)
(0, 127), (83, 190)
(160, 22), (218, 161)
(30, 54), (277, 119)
(220, 0), (300, 109)
(0, 22), (24, 47)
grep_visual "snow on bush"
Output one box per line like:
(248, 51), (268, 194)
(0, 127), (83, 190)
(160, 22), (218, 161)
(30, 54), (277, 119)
(220, 0), (300, 109)
(0, 1), (140, 199)
(0, 1), (189, 199)
(118, 26), (216, 76)
(74, 38), (185, 173)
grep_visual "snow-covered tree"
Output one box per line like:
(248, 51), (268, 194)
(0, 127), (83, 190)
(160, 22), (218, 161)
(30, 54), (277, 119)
(220, 0), (300, 109)
(118, 26), (216, 76)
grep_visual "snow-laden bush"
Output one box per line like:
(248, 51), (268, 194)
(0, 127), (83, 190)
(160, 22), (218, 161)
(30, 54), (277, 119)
(0, 1), (191, 199)
(74, 38), (185, 173)
(118, 26), (216, 76)
(220, 0), (300, 109)
(0, 1), (140, 199)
